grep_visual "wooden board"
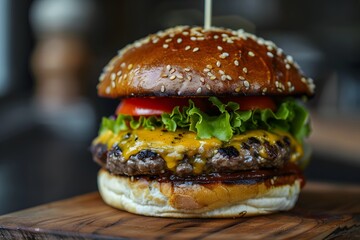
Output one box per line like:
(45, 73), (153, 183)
(0, 182), (359, 239)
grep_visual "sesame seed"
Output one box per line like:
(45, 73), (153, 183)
(237, 29), (244, 35)
(267, 45), (273, 51)
(287, 82), (292, 87)
(279, 82), (285, 90)
(166, 65), (171, 71)
(277, 48), (283, 56)
(110, 73), (116, 81)
(226, 38), (233, 44)
(234, 60), (239, 66)
(105, 86), (111, 94)
(267, 52), (274, 58)
(235, 87), (241, 92)
(177, 38), (182, 44)
(165, 38), (172, 43)
(203, 68), (210, 73)
(200, 77), (205, 83)
(239, 76), (245, 80)
(257, 38), (265, 45)
(197, 37), (205, 41)
(163, 44), (169, 49)
(206, 64), (213, 69)
(226, 75), (232, 80)
(169, 68), (176, 74)
(219, 70), (225, 75)
(196, 87), (202, 94)
(207, 72), (214, 77)
(221, 75), (227, 81)
(286, 55), (294, 63)
(117, 70), (122, 76)
(121, 62), (126, 68)
(206, 84), (211, 90)
(221, 33), (229, 38)
(185, 45), (191, 51)
(193, 47), (199, 52)
(243, 67), (248, 74)
(161, 74), (168, 78)
(190, 36), (197, 41)
(111, 81), (115, 88)
(243, 80), (250, 88)
(182, 31), (189, 36)
(285, 64), (291, 70)
(210, 76), (216, 80)
(105, 65), (114, 72)
(99, 73), (105, 82)
(184, 68), (191, 72)
(187, 75), (192, 81)
(134, 41), (142, 48)
(301, 77), (307, 83)
(216, 61), (221, 67)
(123, 73), (128, 79)
(262, 87), (268, 94)
(152, 38), (159, 44)
(177, 74), (184, 79)
(161, 85), (165, 92)
(127, 64), (133, 70)
(213, 35), (219, 39)
(249, 35), (257, 41)
(217, 46), (223, 51)
(219, 52), (229, 59)
(248, 51), (255, 57)
(169, 75), (176, 80)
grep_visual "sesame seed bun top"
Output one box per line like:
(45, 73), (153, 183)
(97, 26), (315, 98)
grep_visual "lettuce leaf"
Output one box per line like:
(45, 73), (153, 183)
(99, 97), (310, 142)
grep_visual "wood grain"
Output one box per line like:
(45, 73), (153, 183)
(0, 182), (359, 239)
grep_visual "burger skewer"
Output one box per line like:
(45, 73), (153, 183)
(204, 0), (212, 29)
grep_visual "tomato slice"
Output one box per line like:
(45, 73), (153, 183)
(116, 98), (191, 116)
(223, 96), (276, 111)
(116, 96), (276, 116)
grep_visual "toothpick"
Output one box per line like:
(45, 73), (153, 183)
(204, 0), (212, 29)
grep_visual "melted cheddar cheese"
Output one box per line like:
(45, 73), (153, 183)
(93, 128), (303, 173)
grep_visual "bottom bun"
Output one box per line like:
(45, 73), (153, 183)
(98, 168), (302, 218)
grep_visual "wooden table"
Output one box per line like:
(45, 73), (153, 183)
(0, 182), (359, 239)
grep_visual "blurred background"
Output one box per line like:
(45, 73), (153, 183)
(0, 0), (359, 215)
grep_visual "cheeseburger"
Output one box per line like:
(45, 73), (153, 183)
(91, 26), (315, 218)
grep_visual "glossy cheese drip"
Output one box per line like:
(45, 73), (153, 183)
(94, 129), (303, 172)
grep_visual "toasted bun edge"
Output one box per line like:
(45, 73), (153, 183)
(98, 168), (301, 218)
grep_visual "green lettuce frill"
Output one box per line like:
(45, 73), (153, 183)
(99, 97), (310, 142)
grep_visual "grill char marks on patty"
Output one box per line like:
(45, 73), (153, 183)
(208, 137), (290, 172)
(107, 147), (166, 176)
(91, 136), (293, 176)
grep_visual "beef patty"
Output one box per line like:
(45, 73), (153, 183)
(90, 135), (292, 176)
